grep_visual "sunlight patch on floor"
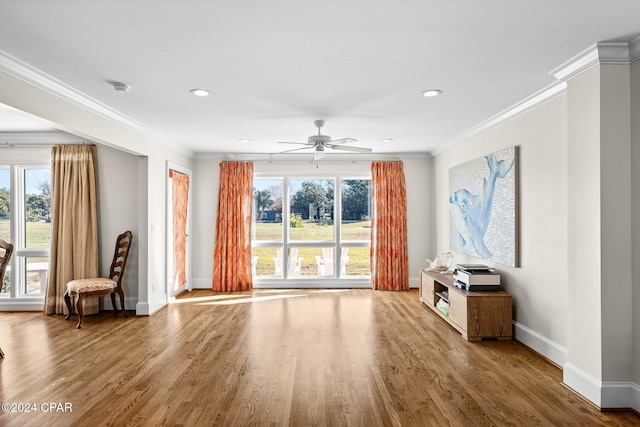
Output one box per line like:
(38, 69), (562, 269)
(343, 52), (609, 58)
(170, 294), (252, 304)
(195, 293), (307, 305)
(171, 288), (355, 306)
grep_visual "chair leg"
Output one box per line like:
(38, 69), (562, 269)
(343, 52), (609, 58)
(110, 292), (118, 315)
(76, 293), (85, 329)
(64, 291), (74, 320)
(116, 288), (128, 318)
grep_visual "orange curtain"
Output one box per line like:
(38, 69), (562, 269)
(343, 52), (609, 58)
(371, 161), (409, 291)
(169, 170), (189, 287)
(212, 162), (254, 291)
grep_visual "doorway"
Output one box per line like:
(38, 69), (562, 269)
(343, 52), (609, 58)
(166, 163), (192, 297)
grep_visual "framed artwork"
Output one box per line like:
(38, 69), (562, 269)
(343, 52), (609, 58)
(448, 146), (518, 267)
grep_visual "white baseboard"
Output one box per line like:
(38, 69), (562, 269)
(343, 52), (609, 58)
(193, 278), (419, 289)
(513, 322), (640, 412)
(601, 381), (640, 411)
(564, 364), (640, 411)
(563, 363), (602, 407)
(192, 278), (211, 289)
(632, 382), (640, 411)
(0, 299), (44, 311)
(513, 321), (568, 367)
(135, 298), (166, 315)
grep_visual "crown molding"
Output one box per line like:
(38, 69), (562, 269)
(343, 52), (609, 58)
(0, 49), (194, 158)
(432, 38), (640, 157)
(549, 44), (600, 81)
(549, 41), (636, 81)
(630, 36), (640, 62)
(0, 131), (83, 144)
(432, 81), (566, 156)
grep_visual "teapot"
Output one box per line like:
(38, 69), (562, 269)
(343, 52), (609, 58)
(426, 252), (454, 274)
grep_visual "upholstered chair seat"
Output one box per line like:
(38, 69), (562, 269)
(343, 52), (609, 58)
(66, 278), (117, 294)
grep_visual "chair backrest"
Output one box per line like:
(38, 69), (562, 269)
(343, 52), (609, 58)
(109, 231), (133, 288)
(0, 238), (14, 285)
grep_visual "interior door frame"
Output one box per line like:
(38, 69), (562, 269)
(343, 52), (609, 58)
(166, 162), (193, 298)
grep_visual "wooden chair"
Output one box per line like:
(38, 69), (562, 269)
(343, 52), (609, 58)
(0, 238), (14, 358)
(64, 231), (133, 329)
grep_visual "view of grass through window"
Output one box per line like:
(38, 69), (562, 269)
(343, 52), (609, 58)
(252, 177), (371, 279)
(1, 167), (51, 296)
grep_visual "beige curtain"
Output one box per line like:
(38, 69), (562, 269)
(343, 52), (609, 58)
(371, 161), (409, 291)
(169, 170), (189, 287)
(212, 162), (254, 291)
(45, 145), (99, 314)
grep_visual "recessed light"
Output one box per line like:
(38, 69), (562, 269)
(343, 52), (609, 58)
(112, 82), (130, 93)
(422, 89), (442, 97)
(190, 89), (210, 97)
(239, 139), (252, 143)
(381, 139), (394, 143)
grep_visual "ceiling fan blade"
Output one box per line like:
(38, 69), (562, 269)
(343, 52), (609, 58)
(330, 145), (372, 153)
(330, 138), (357, 145)
(276, 146), (314, 154)
(277, 141), (308, 145)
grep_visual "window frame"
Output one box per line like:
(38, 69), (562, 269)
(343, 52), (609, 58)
(252, 173), (371, 289)
(0, 162), (51, 305)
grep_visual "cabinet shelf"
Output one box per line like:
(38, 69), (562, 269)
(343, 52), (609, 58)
(434, 290), (449, 303)
(419, 270), (513, 341)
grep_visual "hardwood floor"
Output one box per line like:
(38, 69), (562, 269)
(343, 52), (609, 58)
(0, 288), (638, 426)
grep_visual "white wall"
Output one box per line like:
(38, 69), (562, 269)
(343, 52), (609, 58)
(403, 157), (433, 283)
(433, 95), (569, 350)
(562, 62), (636, 408)
(565, 66), (604, 380)
(95, 144), (140, 310)
(598, 63), (633, 383)
(0, 69), (194, 315)
(631, 59), (640, 387)
(190, 156), (432, 288)
(191, 157), (221, 286)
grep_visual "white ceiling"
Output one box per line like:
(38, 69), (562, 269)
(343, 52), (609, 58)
(1, 0), (640, 156)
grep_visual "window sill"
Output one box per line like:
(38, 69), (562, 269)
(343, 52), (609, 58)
(0, 297), (44, 311)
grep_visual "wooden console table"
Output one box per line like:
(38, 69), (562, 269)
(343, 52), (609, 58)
(419, 269), (513, 341)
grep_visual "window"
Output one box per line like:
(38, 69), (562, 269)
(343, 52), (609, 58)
(251, 175), (371, 287)
(339, 179), (372, 277)
(0, 167), (10, 295)
(0, 164), (51, 299)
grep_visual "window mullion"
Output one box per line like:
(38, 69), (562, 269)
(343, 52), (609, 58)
(335, 176), (342, 278)
(282, 178), (290, 280)
(10, 165), (19, 298)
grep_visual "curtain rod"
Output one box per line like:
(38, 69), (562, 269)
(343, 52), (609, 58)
(0, 142), (95, 148)
(219, 153), (406, 162)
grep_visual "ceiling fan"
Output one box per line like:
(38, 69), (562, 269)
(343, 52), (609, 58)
(277, 120), (372, 160)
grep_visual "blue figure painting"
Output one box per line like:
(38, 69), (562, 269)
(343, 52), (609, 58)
(449, 147), (517, 266)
